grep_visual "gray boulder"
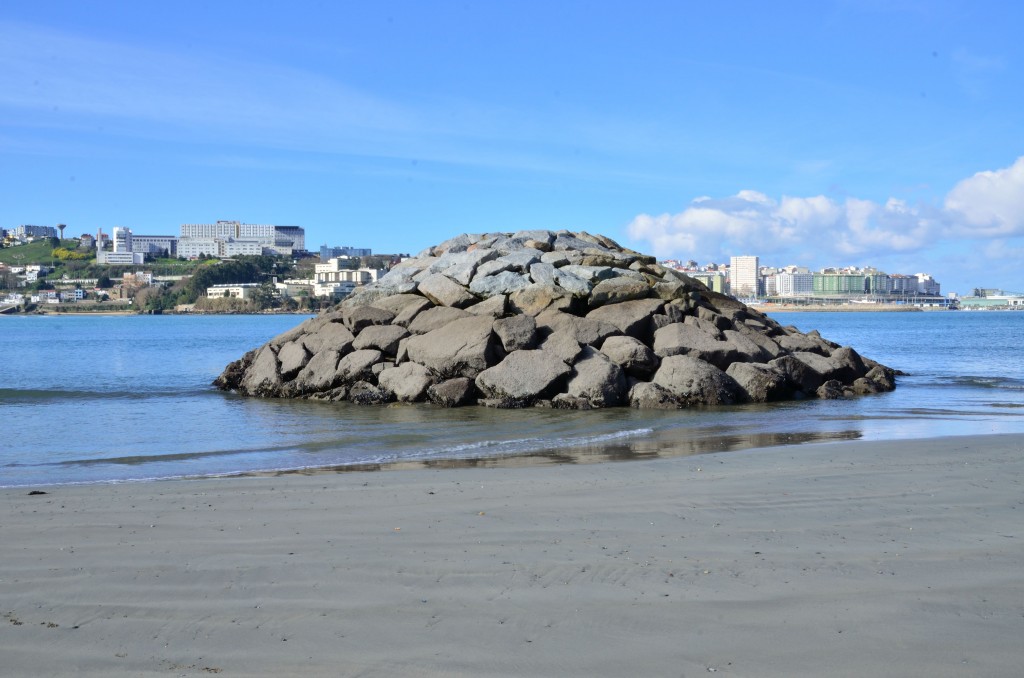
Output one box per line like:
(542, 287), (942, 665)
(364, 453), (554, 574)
(566, 346), (628, 407)
(392, 296), (434, 327)
(537, 330), (583, 365)
(407, 306), (471, 335)
(277, 340), (310, 380)
(378, 362), (434, 402)
(405, 315), (498, 378)
(601, 335), (658, 378)
(653, 354), (741, 406)
(240, 346), (282, 397)
(336, 349), (384, 384)
(465, 294), (508, 317)
(589, 278), (649, 307)
(299, 323), (358, 358)
(353, 325), (410, 356)
(475, 349), (572, 404)
(291, 349), (342, 394)
(349, 380), (392, 405)
(535, 310), (620, 347)
(508, 284), (575, 316)
(725, 362), (792, 403)
(468, 271), (532, 297)
(628, 381), (679, 409)
(427, 377), (477, 407)
(586, 298), (664, 341)
(418, 273), (478, 309)
(334, 306), (395, 333)
(653, 322), (739, 369)
(493, 314), (538, 352)
(769, 355), (825, 394)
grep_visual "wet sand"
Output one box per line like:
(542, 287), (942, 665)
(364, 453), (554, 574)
(3, 434), (1022, 676)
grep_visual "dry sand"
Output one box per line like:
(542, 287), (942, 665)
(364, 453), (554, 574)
(3, 434), (1022, 677)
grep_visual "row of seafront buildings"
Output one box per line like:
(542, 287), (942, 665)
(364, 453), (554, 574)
(668, 255), (946, 305)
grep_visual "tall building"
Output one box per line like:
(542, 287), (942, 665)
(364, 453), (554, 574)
(729, 255), (760, 297)
(112, 226), (132, 253)
(774, 272), (814, 297)
(178, 220), (304, 258)
(13, 225), (58, 239)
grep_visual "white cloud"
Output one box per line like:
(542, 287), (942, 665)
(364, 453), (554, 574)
(944, 156), (1024, 237)
(627, 157), (1024, 265)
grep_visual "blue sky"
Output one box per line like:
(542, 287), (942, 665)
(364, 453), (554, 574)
(2, 1), (1022, 295)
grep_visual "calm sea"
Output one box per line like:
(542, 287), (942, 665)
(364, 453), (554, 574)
(2, 311), (1022, 487)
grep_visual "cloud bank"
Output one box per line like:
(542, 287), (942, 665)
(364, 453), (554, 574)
(627, 156), (1024, 265)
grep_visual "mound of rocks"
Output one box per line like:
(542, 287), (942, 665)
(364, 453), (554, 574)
(214, 230), (897, 409)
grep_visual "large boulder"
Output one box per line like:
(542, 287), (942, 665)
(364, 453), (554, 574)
(725, 362), (792, 403)
(418, 274), (478, 309)
(601, 335), (658, 378)
(405, 315), (498, 379)
(475, 349), (572, 404)
(565, 346), (628, 407)
(653, 354), (742, 406)
(215, 229), (897, 410)
(378, 362), (434, 402)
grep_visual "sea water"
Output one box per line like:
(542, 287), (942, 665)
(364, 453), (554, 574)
(1, 311), (1022, 487)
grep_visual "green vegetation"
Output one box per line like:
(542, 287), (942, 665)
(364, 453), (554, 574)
(0, 238), (81, 265)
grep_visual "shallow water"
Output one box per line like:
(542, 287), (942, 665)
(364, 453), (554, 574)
(2, 311), (1022, 486)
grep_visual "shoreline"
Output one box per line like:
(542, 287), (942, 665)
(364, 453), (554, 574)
(3, 432), (1022, 676)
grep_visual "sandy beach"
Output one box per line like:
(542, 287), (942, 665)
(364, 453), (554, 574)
(3, 434), (1022, 677)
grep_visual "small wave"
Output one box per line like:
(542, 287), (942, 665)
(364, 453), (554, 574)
(942, 375), (1024, 391)
(0, 387), (211, 403)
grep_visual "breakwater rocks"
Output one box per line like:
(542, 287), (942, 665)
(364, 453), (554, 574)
(215, 231), (897, 408)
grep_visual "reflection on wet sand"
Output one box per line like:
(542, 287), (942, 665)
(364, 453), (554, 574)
(264, 428), (863, 477)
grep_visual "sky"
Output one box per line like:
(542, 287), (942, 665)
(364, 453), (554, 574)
(2, 1), (1022, 295)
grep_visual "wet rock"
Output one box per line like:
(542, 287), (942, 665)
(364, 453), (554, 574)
(628, 381), (680, 409)
(565, 346), (628, 407)
(475, 349), (572, 405)
(652, 354), (741, 406)
(378, 362), (434, 402)
(427, 377), (478, 407)
(726, 362), (792, 403)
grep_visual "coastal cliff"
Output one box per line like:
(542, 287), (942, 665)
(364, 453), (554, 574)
(215, 230), (897, 408)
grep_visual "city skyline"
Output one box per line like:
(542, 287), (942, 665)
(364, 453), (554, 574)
(2, 2), (1022, 295)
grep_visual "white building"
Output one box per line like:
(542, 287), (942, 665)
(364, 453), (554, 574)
(97, 250), (145, 265)
(59, 289), (85, 302)
(13, 225), (57, 240)
(313, 258), (383, 298)
(205, 283), (261, 300)
(274, 278), (315, 298)
(774, 272), (815, 297)
(97, 227), (145, 264)
(729, 255), (760, 297)
(178, 221), (304, 258)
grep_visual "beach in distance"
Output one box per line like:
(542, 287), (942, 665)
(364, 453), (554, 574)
(3, 434), (1023, 677)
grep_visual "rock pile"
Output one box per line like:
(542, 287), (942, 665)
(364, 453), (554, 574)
(215, 230), (897, 408)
